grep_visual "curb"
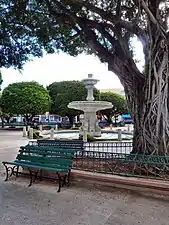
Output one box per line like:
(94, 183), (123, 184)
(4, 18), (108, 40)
(71, 170), (169, 198)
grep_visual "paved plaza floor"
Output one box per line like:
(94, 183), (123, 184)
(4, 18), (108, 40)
(0, 130), (169, 225)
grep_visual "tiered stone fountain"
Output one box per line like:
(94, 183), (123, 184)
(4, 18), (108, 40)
(68, 74), (113, 137)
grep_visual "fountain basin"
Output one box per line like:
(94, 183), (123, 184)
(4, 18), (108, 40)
(40, 130), (133, 141)
(68, 101), (113, 112)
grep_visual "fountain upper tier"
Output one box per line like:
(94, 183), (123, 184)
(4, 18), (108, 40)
(68, 74), (112, 111)
(68, 101), (112, 112)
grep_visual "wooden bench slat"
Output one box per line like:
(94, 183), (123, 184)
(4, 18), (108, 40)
(16, 154), (73, 165)
(19, 149), (74, 157)
(22, 145), (76, 153)
(14, 160), (71, 170)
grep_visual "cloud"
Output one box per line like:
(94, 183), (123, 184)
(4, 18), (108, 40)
(1, 53), (123, 90)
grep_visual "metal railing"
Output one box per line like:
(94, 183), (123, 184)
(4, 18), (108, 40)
(83, 142), (132, 154)
(28, 140), (169, 180)
(73, 148), (169, 181)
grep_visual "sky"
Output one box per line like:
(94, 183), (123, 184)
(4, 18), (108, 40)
(1, 38), (144, 90)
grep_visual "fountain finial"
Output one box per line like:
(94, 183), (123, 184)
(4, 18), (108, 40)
(82, 74), (99, 101)
(88, 74), (93, 78)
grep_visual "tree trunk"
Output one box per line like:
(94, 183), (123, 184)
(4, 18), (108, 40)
(6, 117), (10, 123)
(1, 116), (4, 128)
(127, 40), (169, 155)
(24, 114), (33, 123)
(107, 39), (169, 155)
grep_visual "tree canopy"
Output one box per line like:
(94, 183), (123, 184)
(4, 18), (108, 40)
(0, 2), (52, 69)
(0, 73), (3, 90)
(100, 92), (128, 122)
(48, 80), (99, 124)
(0, 81), (51, 120)
(2, 1), (169, 154)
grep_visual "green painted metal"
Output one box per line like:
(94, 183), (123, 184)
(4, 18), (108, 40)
(2, 144), (74, 192)
(37, 139), (84, 150)
(19, 149), (74, 157)
(22, 145), (76, 154)
(3, 145), (74, 173)
(73, 150), (169, 181)
(16, 154), (73, 165)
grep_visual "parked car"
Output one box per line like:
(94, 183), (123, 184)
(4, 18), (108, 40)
(99, 119), (109, 128)
(57, 121), (72, 129)
(122, 118), (133, 124)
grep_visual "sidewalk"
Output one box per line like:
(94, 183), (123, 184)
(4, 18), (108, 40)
(0, 130), (28, 167)
(0, 176), (169, 225)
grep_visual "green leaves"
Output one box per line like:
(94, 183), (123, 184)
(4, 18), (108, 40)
(0, 71), (3, 90)
(0, 81), (51, 116)
(100, 92), (128, 117)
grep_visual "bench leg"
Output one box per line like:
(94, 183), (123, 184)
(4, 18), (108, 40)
(11, 166), (19, 179)
(67, 170), (71, 187)
(28, 169), (39, 187)
(4, 165), (11, 181)
(16, 166), (19, 178)
(39, 169), (43, 181)
(57, 173), (62, 193)
(28, 169), (33, 187)
(3, 165), (18, 181)
(62, 174), (67, 187)
(33, 170), (39, 183)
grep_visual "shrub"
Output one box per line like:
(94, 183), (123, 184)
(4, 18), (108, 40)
(79, 134), (96, 142)
(27, 129), (41, 139)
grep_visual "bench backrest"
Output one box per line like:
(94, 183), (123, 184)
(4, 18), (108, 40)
(17, 146), (74, 169)
(20, 145), (75, 157)
(120, 153), (169, 165)
(37, 139), (84, 150)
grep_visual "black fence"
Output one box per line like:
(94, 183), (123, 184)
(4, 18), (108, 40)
(28, 140), (169, 180)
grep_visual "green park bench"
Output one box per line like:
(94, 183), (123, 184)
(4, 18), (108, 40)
(2, 145), (75, 192)
(36, 139), (84, 151)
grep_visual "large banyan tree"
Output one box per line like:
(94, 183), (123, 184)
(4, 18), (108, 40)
(2, 0), (169, 154)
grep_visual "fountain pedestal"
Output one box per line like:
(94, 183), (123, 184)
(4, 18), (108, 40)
(80, 111), (101, 137)
(68, 74), (113, 137)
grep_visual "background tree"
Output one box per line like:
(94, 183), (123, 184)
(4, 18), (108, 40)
(0, 81), (51, 121)
(0, 72), (3, 91)
(48, 81), (99, 124)
(2, 1), (169, 154)
(100, 92), (128, 123)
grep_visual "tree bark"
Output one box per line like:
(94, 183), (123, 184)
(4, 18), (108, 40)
(1, 116), (4, 128)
